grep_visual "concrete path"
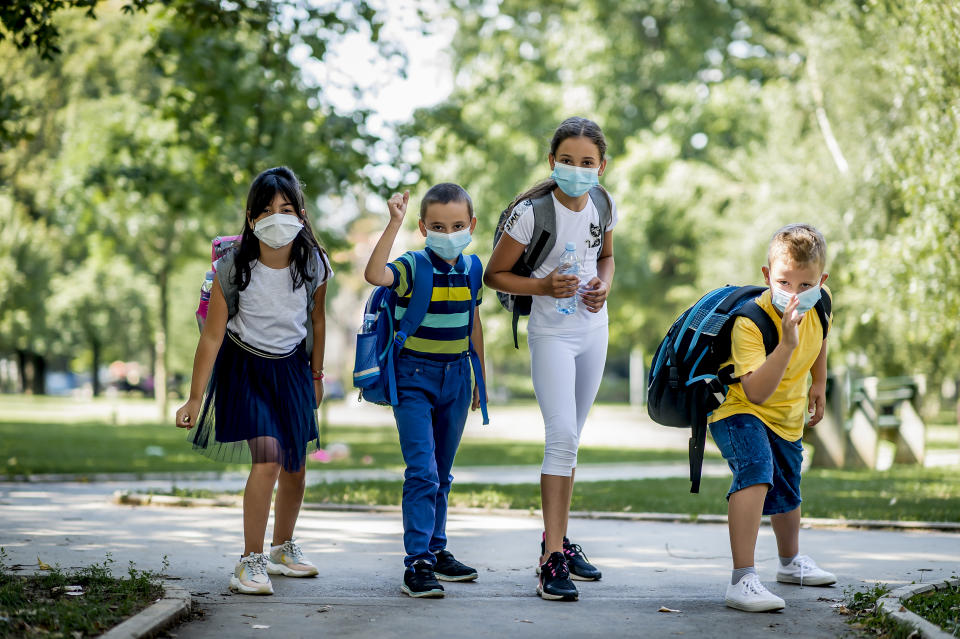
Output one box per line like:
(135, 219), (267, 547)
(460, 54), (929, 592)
(3, 482), (958, 638)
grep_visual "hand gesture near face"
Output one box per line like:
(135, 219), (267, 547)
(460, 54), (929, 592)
(387, 191), (409, 224)
(780, 294), (802, 349)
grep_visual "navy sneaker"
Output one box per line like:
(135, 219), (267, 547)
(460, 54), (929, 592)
(433, 549), (478, 582)
(401, 560), (445, 598)
(563, 538), (602, 581)
(538, 534), (602, 581)
(537, 551), (578, 601)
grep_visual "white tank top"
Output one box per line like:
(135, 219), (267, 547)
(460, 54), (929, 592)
(226, 261), (310, 354)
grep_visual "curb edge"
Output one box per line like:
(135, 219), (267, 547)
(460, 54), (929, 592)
(97, 583), (191, 639)
(876, 578), (959, 639)
(114, 491), (960, 532)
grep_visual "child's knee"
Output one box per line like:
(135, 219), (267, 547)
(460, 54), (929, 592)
(251, 461), (282, 480)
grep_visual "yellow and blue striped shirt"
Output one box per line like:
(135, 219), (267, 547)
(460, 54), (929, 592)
(387, 248), (482, 361)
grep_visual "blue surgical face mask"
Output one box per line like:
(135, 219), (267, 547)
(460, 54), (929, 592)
(771, 284), (822, 314)
(425, 228), (472, 261)
(550, 163), (600, 198)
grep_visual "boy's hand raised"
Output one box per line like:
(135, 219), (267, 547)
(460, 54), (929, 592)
(541, 267), (579, 298)
(780, 294), (802, 349)
(387, 191), (409, 223)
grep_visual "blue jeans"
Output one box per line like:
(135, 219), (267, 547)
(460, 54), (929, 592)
(392, 352), (472, 567)
(708, 413), (803, 516)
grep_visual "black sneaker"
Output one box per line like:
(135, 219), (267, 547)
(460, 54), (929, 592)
(401, 560), (445, 598)
(538, 535), (602, 581)
(537, 551), (578, 601)
(433, 549), (478, 582)
(563, 537), (602, 581)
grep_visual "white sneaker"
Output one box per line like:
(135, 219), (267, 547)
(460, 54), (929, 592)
(229, 553), (274, 595)
(725, 573), (785, 612)
(266, 539), (319, 577)
(776, 554), (836, 586)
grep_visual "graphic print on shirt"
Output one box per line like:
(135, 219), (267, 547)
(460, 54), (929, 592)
(588, 222), (601, 250)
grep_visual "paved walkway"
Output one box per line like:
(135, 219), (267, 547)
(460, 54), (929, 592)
(2, 482), (958, 638)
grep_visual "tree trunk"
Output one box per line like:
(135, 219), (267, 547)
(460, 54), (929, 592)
(15, 349), (28, 394)
(91, 337), (102, 397)
(31, 352), (46, 395)
(154, 268), (169, 420)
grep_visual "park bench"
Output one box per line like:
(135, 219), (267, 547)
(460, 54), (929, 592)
(804, 374), (926, 469)
(845, 376), (926, 468)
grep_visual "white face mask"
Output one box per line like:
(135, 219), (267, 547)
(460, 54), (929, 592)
(253, 214), (303, 249)
(771, 284), (822, 314)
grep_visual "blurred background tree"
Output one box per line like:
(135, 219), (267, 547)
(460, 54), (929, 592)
(1, 0), (957, 415)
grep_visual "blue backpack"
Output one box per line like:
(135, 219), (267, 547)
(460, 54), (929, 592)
(646, 285), (830, 493)
(353, 251), (489, 424)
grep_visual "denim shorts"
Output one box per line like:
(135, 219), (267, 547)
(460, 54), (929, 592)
(708, 413), (803, 516)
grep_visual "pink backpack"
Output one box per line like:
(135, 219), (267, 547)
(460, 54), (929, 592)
(195, 235), (242, 332)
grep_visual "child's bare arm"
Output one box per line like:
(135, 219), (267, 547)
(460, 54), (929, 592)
(739, 295), (802, 405)
(176, 279), (228, 428)
(807, 339), (829, 426)
(364, 191), (408, 287)
(484, 233), (577, 298)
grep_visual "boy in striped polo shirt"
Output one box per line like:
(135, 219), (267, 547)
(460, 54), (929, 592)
(364, 183), (487, 598)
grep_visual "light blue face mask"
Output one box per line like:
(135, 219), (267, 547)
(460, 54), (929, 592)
(425, 228), (472, 261)
(550, 163), (600, 198)
(771, 285), (822, 314)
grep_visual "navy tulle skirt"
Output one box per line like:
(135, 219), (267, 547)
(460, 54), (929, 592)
(189, 331), (319, 472)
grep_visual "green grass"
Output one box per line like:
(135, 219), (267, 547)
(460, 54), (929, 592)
(0, 420), (696, 477)
(301, 464), (960, 522)
(904, 582), (960, 635)
(842, 580), (960, 638)
(0, 550), (164, 639)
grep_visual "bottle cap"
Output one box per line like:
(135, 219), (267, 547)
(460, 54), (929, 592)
(565, 242), (576, 251)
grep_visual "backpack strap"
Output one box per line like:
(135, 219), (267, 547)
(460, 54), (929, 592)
(587, 185), (613, 256)
(215, 248), (240, 318)
(733, 300), (779, 357)
(465, 254), (489, 424)
(381, 251), (435, 405)
(507, 193), (556, 349)
(814, 288), (831, 339)
(525, 194), (557, 272)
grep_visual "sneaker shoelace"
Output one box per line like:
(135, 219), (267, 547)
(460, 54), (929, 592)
(742, 574), (769, 596)
(563, 542), (590, 563)
(277, 540), (305, 564)
(545, 555), (570, 580)
(793, 555), (816, 586)
(243, 553), (268, 579)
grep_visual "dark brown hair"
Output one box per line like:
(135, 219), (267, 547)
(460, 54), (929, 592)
(506, 116), (608, 212)
(235, 166), (330, 291)
(419, 182), (474, 221)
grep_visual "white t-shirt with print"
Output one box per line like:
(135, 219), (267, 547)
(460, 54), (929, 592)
(503, 192), (618, 335)
(227, 255), (333, 354)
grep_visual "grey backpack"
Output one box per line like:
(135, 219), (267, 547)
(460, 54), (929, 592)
(492, 185), (612, 348)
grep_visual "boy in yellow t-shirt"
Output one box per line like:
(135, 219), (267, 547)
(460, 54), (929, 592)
(708, 223), (836, 613)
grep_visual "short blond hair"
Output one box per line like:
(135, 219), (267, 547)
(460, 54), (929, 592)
(767, 223), (827, 271)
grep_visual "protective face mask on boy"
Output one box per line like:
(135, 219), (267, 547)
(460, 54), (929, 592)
(425, 229), (472, 260)
(254, 214), (303, 249)
(771, 285), (822, 314)
(550, 163), (600, 198)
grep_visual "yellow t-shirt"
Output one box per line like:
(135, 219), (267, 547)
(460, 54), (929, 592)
(708, 287), (831, 441)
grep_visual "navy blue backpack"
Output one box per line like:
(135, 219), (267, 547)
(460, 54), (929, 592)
(646, 285), (830, 493)
(353, 251), (489, 424)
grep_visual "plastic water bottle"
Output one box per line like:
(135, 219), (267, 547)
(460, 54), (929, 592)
(555, 242), (579, 315)
(361, 313), (377, 333)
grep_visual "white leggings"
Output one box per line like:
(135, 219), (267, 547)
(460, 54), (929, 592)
(529, 328), (609, 477)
